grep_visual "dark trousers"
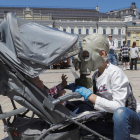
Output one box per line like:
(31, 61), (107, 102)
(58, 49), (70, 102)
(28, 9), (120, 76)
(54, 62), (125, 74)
(80, 119), (113, 139)
(130, 58), (137, 70)
(65, 100), (93, 114)
(66, 100), (114, 138)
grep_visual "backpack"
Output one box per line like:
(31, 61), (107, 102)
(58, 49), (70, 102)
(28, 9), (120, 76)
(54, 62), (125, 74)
(93, 74), (136, 112)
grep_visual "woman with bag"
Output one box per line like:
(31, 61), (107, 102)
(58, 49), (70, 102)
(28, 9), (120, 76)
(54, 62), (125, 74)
(130, 41), (139, 70)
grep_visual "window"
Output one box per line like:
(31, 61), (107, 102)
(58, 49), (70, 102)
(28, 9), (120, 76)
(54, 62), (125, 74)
(133, 32), (136, 36)
(63, 28), (66, 32)
(121, 11), (123, 14)
(103, 29), (106, 34)
(126, 10), (128, 14)
(136, 32), (139, 37)
(127, 32), (130, 37)
(118, 29), (121, 35)
(71, 28), (74, 34)
(86, 29), (89, 34)
(127, 40), (130, 46)
(118, 41), (121, 48)
(122, 29), (124, 34)
(111, 29), (114, 35)
(79, 41), (82, 47)
(136, 40), (139, 46)
(93, 29), (96, 33)
(78, 29), (81, 34)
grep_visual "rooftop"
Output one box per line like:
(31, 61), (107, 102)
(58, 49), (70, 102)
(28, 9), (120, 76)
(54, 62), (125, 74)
(0, 6), (115, 21)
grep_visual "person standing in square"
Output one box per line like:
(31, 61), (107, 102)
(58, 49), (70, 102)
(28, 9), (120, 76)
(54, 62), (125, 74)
(120, 41), (130, 70)
(108, 34), (117, 65)
(130, 41), (139, 70)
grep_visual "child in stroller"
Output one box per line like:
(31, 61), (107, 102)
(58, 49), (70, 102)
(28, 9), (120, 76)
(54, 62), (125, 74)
(30, 75), (94, 114)
(30, 75), (67, 100)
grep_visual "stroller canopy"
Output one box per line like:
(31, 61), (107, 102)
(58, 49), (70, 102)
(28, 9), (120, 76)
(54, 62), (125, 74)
(0, 13), (79, 78)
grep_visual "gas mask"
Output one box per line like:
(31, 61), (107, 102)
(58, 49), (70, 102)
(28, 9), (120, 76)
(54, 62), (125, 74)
(74, 33), (109, 88)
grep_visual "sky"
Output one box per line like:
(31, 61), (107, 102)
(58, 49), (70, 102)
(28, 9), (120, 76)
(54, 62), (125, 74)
(0, 0), (140, 13)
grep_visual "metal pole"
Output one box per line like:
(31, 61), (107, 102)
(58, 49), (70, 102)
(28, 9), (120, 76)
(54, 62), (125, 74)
(121, 19), (122, 47)
(125, 25), (127, 43)
(0, 105), (14, 140)
(96, 22), (98, 33)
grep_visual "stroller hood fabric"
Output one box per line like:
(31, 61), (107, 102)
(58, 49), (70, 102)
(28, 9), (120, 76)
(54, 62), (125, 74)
(0, 12), (79, 78)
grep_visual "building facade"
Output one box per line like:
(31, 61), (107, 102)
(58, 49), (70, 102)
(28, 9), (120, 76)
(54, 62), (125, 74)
(106, 2), (140, 48)
(107, 2), (140, 22)
(0, 6), (126, 49)
(126, 22), (140, 47)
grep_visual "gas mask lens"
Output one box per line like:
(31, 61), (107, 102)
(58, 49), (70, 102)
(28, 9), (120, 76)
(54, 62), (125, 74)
(80, 50), (91, 61)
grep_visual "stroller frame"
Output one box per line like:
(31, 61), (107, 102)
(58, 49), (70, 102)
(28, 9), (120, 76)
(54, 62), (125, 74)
(0, 12), (112, 140)
(0, 54), (111, 140)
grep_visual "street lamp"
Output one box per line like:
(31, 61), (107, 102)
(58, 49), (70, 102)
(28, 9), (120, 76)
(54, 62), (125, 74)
(132, 21), (136, 43)
(96, 22), (98, 33)
(120, 18), (123, 47)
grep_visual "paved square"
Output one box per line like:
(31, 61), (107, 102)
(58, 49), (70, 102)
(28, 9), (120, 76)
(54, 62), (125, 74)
(0, 65), (140, 140)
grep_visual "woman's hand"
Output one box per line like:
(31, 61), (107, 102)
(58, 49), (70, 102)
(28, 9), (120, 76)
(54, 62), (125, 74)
(75, 86), (93, 101)
(61, 74), (68, 88)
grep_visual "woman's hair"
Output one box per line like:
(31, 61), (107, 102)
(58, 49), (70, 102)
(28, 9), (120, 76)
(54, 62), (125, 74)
(123, 41), (126, 44)
(132, 41), (136, 48)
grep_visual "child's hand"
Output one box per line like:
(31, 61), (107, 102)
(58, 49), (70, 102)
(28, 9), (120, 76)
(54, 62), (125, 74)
(58, 90), (66, 97)
(61, 74), (68, 88)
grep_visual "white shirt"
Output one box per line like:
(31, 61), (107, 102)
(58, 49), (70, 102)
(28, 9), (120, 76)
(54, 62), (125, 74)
(92, 64), (140, 113)
(130, 47), (139, 58)
(108, 40), (117, 50)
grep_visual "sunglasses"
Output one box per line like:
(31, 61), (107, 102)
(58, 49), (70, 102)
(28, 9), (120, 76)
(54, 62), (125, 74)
(109, 36), (112, 37)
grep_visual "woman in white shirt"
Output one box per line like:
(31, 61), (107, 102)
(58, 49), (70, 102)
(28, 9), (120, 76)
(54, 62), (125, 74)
(71, 34), (140, 140)
(130, 41), (139, 70)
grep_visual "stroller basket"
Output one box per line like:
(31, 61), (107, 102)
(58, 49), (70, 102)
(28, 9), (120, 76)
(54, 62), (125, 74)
(8, 116), (79, 140)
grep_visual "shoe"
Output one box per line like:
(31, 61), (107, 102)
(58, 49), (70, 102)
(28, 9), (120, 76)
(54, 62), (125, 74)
(123, 67), (126, 71)
(126, 66), (130, 70)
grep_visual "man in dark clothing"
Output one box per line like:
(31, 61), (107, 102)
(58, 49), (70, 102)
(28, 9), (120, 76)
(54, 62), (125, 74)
(120, 41), (130, 70)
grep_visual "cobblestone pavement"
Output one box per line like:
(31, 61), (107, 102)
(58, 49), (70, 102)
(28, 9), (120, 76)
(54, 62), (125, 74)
(0, 65), (140, 140)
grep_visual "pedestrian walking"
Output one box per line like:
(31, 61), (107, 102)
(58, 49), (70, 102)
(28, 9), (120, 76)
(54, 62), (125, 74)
(120, 41), (130, 70)
(130, 41), (139, 70)
(108, 34), (117, 65)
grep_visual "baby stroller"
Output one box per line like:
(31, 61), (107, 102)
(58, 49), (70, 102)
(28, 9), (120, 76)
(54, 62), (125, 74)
(0, 13), (111, 140)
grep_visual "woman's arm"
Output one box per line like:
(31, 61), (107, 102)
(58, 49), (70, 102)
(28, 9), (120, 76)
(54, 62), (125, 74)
(93, 70), (129, 113)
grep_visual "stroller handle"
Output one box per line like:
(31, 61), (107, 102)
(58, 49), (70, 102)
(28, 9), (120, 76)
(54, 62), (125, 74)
(53, 92), (82, 105)
(43, 92), (82, 111)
